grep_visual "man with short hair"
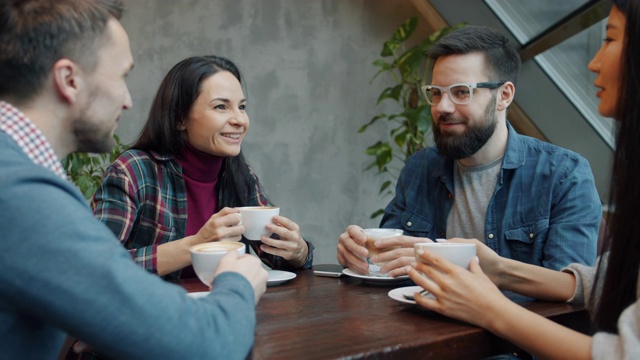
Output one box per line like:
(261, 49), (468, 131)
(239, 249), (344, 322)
(0, 1), (267, 358)
(337, 26), (601, 277)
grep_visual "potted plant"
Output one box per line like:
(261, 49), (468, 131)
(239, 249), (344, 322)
(61, 134), (128, 199)
(360, 17), (463, 218)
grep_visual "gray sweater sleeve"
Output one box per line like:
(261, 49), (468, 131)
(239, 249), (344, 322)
(563, 259), (640, 359)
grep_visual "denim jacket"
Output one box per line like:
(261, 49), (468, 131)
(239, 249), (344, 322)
(381, 122), (601, 270)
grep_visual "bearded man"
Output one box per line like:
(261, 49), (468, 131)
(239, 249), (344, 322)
(337, 26), (601, 276)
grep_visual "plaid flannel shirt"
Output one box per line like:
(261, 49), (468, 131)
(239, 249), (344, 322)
(92, 149), (313, 280)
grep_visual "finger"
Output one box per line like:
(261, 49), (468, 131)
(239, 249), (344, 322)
(337, 243), (369, 274)
(211, 207), (240, 219)
(408, 267), (439, 293)
(379, 255), (415, 274)
(266, 223), (298, 243)
(220, 212), (243, 226)
(271, 215), (299, 232)
(468, 256), (484, 275)
(346, 225), (366, 245)
(413, 261), (447, 285)
(339, 232), (368, 259)
(209, 223), (245, 239)
(373, 247), (414, 264)
(260, 236), (292, 251)
(385, 264), (411, 277)
(377, 235), (432, 248)
(414, 289), (440, 311)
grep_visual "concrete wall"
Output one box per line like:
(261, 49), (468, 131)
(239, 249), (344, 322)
(118, 0), (430, 265)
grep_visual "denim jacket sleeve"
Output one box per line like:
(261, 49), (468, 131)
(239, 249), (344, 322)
(539, 153), (601, 269)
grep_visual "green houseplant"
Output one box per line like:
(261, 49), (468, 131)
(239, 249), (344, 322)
(61, 134), (128, 199)
(360, 17), (463, 218)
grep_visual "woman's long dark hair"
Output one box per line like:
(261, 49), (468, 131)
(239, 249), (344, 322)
(594, 0), (640, 333)
(132, 55), (266, 207)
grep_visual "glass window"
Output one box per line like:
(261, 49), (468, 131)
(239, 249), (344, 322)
(485, 0), (591, 43)
(485, 0), (615, 148)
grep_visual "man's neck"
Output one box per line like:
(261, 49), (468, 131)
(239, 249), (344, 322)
(457, 120), (509, 168)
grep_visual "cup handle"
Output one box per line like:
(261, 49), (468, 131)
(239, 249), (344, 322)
(236, 212), (243, 225)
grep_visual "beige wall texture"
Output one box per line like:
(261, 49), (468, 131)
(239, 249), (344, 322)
(117, 0), (431, 264)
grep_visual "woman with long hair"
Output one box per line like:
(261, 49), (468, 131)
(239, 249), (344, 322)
(408, 0), (640, 357)
(92, 55), (313, 280)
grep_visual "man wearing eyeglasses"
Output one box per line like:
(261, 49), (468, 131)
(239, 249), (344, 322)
(337, 26), (601, 277)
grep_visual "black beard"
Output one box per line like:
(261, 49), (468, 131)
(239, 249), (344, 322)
(432, 98), (498, 160)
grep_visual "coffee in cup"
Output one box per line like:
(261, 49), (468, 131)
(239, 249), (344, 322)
(190, 241), (245, 287)
(238, 206), (280, 240)
(363, 228), (403, 276)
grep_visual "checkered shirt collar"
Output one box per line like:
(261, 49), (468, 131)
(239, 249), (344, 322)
(0, 101), (67, 179)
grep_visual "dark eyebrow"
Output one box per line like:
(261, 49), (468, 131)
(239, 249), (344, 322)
(208, 98), (247, 104)
(605, 22), (619, 31)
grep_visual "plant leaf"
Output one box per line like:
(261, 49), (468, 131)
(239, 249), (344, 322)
(376, 84), (403, 104)
(392, 17), (417, 43)
(378, 180), (392, 194)
(358, 114), (388, 133)
(394, 130), (409, 149)
(370, 208), (385, 219)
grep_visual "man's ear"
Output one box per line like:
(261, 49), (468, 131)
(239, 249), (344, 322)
(52, 58), (83, 104)
(496, 81), (515, 111)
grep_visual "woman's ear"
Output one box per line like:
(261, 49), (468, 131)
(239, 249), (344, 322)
(52, 58), (82, 104)
(496, 81), (515, 111)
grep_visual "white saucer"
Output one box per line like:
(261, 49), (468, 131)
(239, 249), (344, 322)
(387, 286), (434, 304)
(267, 270), (296, 286)
(342, 268), (410, 284)
(186, 291), (209, 299)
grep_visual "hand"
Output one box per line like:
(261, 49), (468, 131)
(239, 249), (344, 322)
(189, 207), (244, 247)
(336, 225), (368, 274)
(374, 235), (432, 277)
(260, 216), (308, 268)
(407, 249), (511, 329)
(215, 251), (268, 305)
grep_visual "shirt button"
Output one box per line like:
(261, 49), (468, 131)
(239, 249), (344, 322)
(407, 221), (412, 227)
(529, 233), (534, 239)
(488, 234), (494, 239)
(447, 193), (453, 199)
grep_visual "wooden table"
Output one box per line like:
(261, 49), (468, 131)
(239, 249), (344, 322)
(180, 269), (589, 359)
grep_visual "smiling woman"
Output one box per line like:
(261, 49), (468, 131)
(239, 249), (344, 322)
(90, 55), (314, 285)
(183, 71), (250, 157)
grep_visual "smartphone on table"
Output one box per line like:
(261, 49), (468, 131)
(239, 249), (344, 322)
(313, 264), (344, 278)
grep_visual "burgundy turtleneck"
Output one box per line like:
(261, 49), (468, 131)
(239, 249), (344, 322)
(176, 142), (224, 278)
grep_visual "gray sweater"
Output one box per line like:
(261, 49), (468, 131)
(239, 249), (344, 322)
(564, 259), (640, 359)
(0, 131), (257, 358)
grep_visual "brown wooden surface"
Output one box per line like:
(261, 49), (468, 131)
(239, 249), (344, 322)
(181, 270), (589, 359)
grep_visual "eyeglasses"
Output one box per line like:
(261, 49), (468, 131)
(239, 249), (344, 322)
(421, 82), (506, 105)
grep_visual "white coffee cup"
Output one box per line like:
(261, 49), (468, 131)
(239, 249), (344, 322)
(414, 242), (476, 270)
(238, 206), (280, 240)
(363, 228), (403, 275)
(190, 241), (245, 287)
